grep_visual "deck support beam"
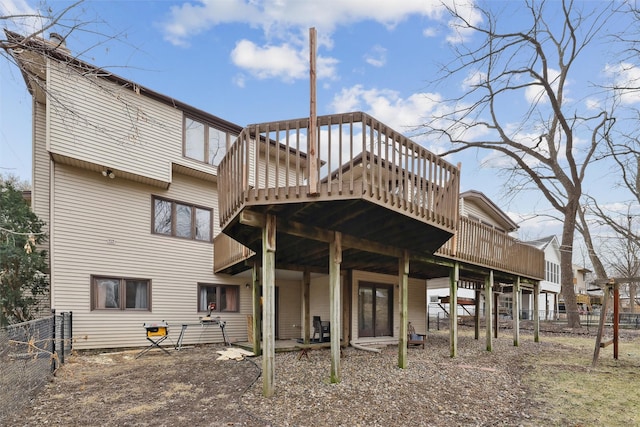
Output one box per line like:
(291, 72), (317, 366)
(513, 277), (520, 347)
(533, 281), (540, 343)
(398, 250), (409, 368)
(449, 262), (459, 358)
(474, 287), (480, 340)
(493, 291), (499, 339)
(485, 271), (493, 352)
(251, 262), (261, 355)
(262, 214), (276, 397)
(303, 269), (311, 344)
(329, 231), (342, 383)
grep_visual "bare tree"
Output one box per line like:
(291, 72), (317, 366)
(580, 0), (640, 305)
(423, 0), (618, 328)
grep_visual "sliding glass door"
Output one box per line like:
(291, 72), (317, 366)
(358, 282), (393, 337)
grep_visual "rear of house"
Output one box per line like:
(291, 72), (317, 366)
(7, 32), (543, 358)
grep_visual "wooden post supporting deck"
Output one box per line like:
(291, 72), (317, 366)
(493, 292), (499, 339)
(251, 262), (261, 355)
(533, 282), (540, 343)
(262, 214), (276, 397)
(474, 287), (480, 340)
(485, 271), (493, 352)
(303, 269), (311, 344)
(449, 263), (459, 358)
(329, 232), (342, 383)
(513, 277), (520, 347)
(398, 250), (409, 368)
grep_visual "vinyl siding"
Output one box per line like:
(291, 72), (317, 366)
(50, 165), (250, 349)
(309, 275), (332, 334)
(33, 101), (50, 235)
(277, 279), (302, 339)
(462, 199), (503, 229)
(46, 62), (216, 184)
(32, 100), (52, 312)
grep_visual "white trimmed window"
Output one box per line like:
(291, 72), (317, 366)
(184, 117), (233, 166)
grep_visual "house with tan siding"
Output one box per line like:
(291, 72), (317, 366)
(6, 31), (547, 394)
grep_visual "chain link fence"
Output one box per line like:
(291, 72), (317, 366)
(0, 311), (72, 421)
(428, 307), (640, 332)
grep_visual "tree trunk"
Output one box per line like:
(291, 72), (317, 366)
(561, 207), (581, 328)
(577, 206), (608, 280)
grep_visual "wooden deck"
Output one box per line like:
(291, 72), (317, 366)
(215, 111), (544, 281)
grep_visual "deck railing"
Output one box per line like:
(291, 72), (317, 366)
(213, 233), (255, 273)
(218, 111), (460, 233)
(437, 217), (544, 279)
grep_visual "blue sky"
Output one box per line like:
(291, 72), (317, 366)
(1, 0), (636, 243)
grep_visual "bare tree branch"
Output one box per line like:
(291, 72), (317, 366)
(422, 0), (618, 328)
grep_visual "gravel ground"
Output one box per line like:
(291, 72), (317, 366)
(244, 331), (543, 426)
(3, 327), (598, 426)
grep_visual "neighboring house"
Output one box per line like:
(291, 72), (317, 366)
(572, 264), (594, 313)
(522, 235), (562, 320)
(5, 29), (545, 383)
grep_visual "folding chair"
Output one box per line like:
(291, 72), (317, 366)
(312, 316), (330, 342)
(407, 322), (426, 349)
(136, 321), (171, 359)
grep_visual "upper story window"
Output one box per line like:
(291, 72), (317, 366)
(184, 117), (234, 166)
(153, 196), (212, 242)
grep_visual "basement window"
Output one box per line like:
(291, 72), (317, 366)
(198, 284), (240, 313)
(91, 276), (151, 311)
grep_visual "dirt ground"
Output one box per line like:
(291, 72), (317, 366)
(4, 325), (639, 426)
(5, 346), (263, 426)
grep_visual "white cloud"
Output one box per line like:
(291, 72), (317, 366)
(422, 27), (438, 38)
(330, 85), (441, 132)
(585, 98), (600, 110)
(444, 0), (483, 44)
(160, 0), (476, 81)
(161, 0), (450, 46)
(364, 45), (387, 68)
(0, 0), (32, 15)
(461, 69), (486, 90)
(232, 73), (246, 88)
(162, 0), (255, 46)
(507, 210), (563, 241)
(0, 0), (45, 34)
(525, 68), (560, 104)
(230, 40), (307, 81)
(229, 39), (338, 82)
(317, 56), (339, 80)
(603, 62), (640, 105)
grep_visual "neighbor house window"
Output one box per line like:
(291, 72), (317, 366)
(91, 276), (151, 311)
(546, 261), (560, 284)
(184, 117), (234, 166)
(152, 196), (212, 241)
(198, 284), (239, 313)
